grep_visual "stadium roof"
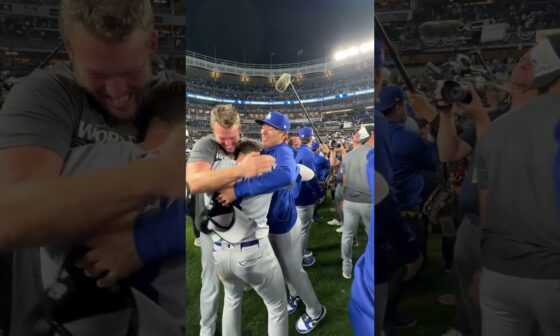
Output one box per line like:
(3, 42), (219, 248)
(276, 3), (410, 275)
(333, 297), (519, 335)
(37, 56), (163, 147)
(186, 0), (374, 65)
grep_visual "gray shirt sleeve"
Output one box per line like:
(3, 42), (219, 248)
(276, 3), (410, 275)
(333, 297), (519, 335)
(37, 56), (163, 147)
(475, 135), (489, 190)
(187, 136), (218, 165)
(0, 67), (80, 158)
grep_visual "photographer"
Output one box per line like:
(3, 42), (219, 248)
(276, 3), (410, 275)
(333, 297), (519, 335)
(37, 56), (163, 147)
(407, 50), (536, 336)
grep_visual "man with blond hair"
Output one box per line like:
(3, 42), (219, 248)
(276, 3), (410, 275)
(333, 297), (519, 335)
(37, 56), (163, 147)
(0, 1), (185, 335)
(186, 104), (276, 336)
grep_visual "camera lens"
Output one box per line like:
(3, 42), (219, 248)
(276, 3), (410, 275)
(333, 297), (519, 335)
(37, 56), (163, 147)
(441, 80), (471, 104)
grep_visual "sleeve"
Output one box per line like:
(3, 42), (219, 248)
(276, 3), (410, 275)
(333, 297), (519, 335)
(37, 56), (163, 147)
(407, 133), (439, 172)
(459, 121), (477, 149)
(187, 137), (217, 165)
(475, 136), (489, 190)
(234, 147), (298, 199)
(0, 68), (79, 158)
(133, 200), (187, 264)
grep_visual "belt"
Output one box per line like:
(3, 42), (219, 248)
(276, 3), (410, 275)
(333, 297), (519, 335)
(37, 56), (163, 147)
(214, 239), (259, 250)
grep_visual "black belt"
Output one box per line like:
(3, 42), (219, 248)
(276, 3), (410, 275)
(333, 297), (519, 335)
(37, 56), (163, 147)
(215, 239), (259, 249)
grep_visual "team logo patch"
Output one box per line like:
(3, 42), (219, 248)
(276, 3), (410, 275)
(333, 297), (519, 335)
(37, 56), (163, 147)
(266, 112), (272, 120)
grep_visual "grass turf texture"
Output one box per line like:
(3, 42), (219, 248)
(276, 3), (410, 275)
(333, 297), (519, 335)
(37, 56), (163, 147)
(186, 195), (368, 335)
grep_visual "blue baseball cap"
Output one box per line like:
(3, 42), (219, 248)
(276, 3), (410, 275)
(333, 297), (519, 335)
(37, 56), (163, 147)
(256, 111), (290, 132)
(311, 142), (319, 151)
(376, 85), (405, 114)
(298, 127), (313, 138)
(375, 39), (384, 69)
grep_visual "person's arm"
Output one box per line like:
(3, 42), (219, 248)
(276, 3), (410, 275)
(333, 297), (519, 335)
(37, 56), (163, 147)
(185, 138), (275, 194)
(407, 91), (472, 162)
(403, 131), (439, 172)
(437, 112), (473, 162)
(186, 153), (274, 194)
(0, 146), (179, 248)
(234, 147), (297, 199)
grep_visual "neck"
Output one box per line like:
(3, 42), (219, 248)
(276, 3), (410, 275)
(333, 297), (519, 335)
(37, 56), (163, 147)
(138, 128), (170, 151)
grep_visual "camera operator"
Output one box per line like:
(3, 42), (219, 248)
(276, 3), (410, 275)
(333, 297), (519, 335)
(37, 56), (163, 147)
(378, 84), (439, 331)
(407, 50), (536, 336)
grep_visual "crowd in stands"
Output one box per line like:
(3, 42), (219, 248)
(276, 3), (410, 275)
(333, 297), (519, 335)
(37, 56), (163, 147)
(381, 0), (560, 43)
(186, 70), (373, 101)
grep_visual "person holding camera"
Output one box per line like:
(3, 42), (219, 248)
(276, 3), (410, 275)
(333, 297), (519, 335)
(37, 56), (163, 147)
(407, 49), (536, 336)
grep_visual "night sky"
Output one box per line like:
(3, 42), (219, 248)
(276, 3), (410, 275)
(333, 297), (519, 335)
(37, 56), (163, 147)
(186, 0), (374, 64)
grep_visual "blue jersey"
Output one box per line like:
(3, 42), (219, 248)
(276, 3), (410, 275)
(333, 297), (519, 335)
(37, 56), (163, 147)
(294, 145), (323, 206)
(234, 143), (299, 234)
(313, 153), (330, 182)
(387, 120), (438, 208)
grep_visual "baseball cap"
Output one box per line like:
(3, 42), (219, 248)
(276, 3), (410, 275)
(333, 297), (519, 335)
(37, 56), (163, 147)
(311, 141), (320, 151)
(298, 127), (313, 138)
(358, 124), (375, 143)
(527, 33), (560, 90)
(375, 85), (405, 114)
(204, 194), (252, 244)
(256, 111), (291, 132)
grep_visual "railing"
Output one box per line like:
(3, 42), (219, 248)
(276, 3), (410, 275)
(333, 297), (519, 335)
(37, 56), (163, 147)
(185, 50), (374, 77)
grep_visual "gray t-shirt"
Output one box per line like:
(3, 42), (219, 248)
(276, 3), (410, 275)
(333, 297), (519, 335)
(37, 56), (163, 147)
(0, 62), (179, 336)
(207, 159), (272, 242)
(476, 94), (560, 279)
(187, 135), (235, 231)
(341, 144), (374, 203)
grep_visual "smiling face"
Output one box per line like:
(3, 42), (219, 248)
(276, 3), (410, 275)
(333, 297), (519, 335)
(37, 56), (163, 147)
(212, 122), (241, 154)
(261, 124), (287, 149)
(64, 23), (157, 121)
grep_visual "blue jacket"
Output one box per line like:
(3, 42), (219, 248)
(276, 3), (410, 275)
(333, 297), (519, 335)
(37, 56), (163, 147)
(374, 111), (393, 186)
(387, 120), (438, 209)
(291, 146), (298, 158)
(234, 143), (299, 234)
(294, 145), (323, 206)
(313, 153), (330, 182)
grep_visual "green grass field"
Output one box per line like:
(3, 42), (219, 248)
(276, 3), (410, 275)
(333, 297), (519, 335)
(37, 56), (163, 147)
(186, 195), (456, 336)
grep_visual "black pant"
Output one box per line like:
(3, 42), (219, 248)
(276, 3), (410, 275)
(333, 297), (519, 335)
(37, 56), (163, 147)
(0, 251), (12, 332)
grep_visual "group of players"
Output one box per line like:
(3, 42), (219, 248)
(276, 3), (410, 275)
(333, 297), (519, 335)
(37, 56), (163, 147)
(185, 103), (375, 335)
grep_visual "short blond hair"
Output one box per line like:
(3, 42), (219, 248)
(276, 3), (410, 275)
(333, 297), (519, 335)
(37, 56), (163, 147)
(59, 0), (154, 42)
(210, 104), (241, 129)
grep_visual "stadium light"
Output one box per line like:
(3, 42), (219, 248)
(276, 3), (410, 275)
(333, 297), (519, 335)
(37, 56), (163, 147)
(334, 39), (375, 61)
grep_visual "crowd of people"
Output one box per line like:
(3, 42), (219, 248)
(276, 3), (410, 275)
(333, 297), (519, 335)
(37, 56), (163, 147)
(185, 104), (374, 335)
(380, 0), (560, 44)
(373, 25), (560, 336)
(185, 70), (373, 101)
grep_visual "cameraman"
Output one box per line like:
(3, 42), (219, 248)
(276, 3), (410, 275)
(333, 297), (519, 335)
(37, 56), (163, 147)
(407, 50), (535, 336)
